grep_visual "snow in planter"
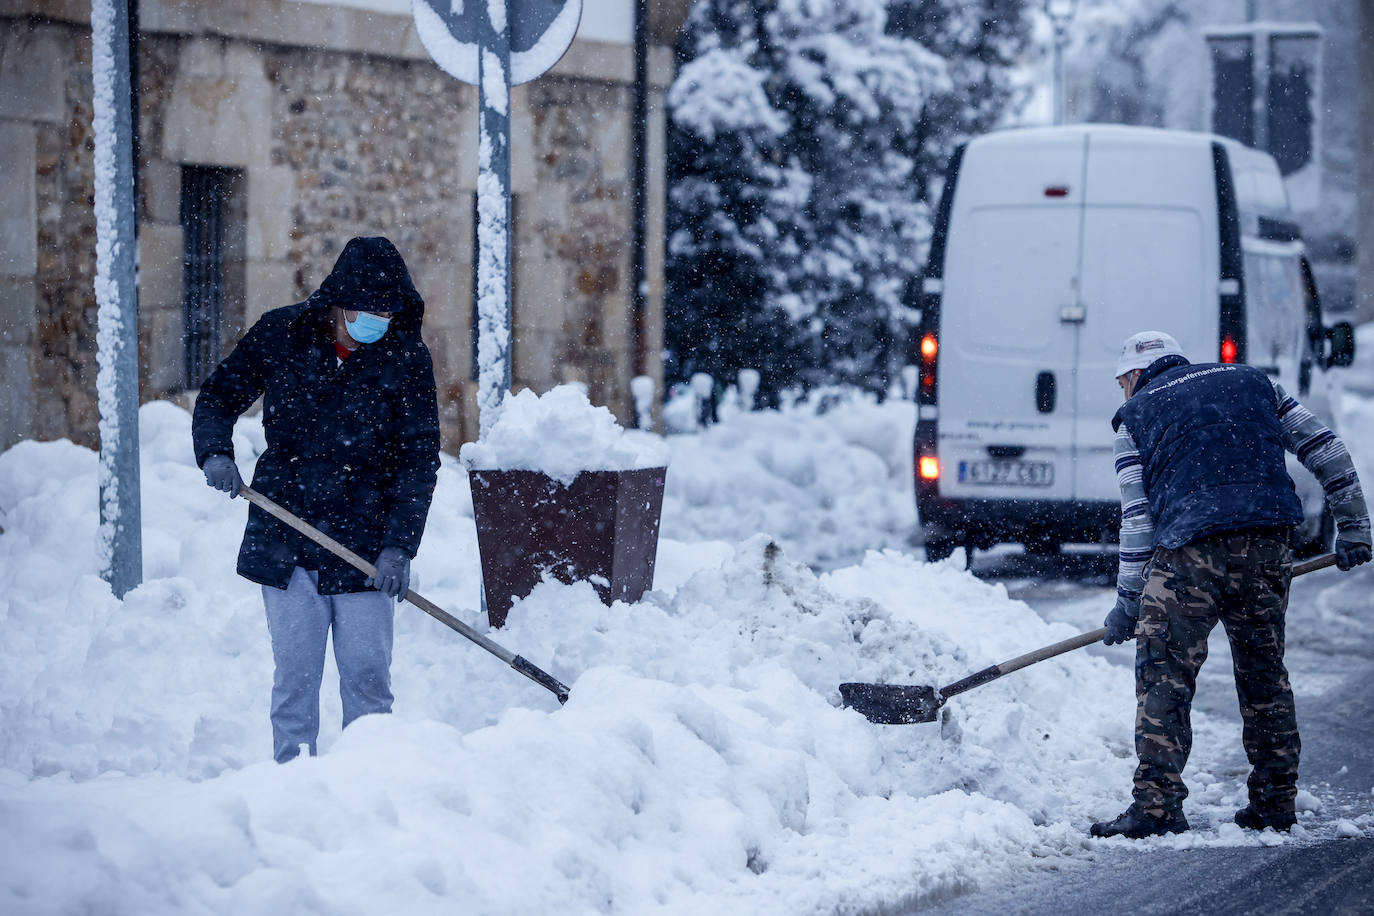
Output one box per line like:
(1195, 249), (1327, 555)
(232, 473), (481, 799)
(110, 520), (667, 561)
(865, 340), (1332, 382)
(460, 384), (671, 484)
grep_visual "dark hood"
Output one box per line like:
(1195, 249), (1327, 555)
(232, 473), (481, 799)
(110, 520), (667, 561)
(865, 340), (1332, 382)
(309, 237), (425, 331)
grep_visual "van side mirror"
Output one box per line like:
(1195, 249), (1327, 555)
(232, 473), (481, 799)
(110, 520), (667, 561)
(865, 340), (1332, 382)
(1325, 321), (1356, 368)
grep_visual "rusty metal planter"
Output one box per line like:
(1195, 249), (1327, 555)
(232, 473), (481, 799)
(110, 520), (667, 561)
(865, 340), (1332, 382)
(468, 467), (667, 627)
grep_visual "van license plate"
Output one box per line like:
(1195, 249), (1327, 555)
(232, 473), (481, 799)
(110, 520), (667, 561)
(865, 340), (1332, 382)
(958, 460), (1054, 487)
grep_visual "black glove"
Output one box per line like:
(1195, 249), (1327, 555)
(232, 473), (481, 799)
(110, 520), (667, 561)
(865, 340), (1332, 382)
(202, 454), (243, 498)
(1335, 537), (1372, 571)
(1103, 595), (1140, 646)
(368, 547), (411, 600)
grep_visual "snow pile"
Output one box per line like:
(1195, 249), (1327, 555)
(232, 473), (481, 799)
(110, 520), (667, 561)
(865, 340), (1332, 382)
(0, 399), (1140, 914)
(460, 385), (671, 484)
(661, 391), (916, 569)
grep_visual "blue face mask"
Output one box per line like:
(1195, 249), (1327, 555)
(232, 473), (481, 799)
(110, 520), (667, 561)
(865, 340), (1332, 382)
(346, 311), (391, 344)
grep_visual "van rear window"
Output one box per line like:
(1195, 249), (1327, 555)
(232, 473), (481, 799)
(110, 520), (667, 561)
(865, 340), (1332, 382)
(1244, 252), (1303, 367)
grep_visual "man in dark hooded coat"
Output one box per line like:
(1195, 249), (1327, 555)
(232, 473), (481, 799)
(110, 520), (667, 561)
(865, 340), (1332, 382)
(193, 236), (440, 763)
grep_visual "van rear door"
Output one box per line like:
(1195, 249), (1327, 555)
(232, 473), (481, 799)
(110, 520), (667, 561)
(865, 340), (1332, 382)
(936, 133), (1086, 503)
(1075, 133), (1218, 503)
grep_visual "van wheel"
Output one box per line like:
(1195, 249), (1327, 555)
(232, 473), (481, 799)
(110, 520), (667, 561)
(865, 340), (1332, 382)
(926, 539), (956, 563)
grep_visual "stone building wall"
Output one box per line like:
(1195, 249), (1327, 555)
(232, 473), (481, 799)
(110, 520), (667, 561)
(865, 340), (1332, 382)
(0, 0), (674, 453)
(526, 78), (634, 402)
(0, 19), (99, 445)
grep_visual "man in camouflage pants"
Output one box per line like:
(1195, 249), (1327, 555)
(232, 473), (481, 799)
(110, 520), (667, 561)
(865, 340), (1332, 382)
(1091, 332), (1371, 840)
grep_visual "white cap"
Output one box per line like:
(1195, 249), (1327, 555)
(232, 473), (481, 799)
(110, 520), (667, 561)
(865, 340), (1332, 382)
(1116, 331), (1185, 378)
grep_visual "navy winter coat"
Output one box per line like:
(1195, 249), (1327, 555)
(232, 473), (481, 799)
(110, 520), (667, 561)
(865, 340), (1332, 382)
(1112, 355), (1303, 549)
(192, 237), (441, 594)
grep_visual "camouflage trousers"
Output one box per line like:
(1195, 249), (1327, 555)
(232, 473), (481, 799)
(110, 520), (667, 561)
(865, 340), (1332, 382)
(1133, 529), (1299, 819)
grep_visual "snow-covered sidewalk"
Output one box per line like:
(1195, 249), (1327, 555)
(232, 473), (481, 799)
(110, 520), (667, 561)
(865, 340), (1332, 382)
(0, 377), (1369, 914)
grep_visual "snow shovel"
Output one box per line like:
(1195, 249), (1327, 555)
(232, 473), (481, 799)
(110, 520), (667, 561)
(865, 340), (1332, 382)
(840, 552), (1338, 725)
(239, 484), (571, 705)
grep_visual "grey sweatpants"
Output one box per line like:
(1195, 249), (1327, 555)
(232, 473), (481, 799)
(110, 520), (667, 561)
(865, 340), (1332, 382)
(262, 566), (394, 763)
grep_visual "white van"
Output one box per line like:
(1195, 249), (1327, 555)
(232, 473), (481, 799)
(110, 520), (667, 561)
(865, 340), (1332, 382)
(913, 125), (1355, 562)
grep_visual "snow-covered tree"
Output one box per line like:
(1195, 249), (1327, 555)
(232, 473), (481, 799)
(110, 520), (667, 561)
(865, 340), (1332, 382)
(886, 0), (1033, 201)
(665, 0), (1030, 399)
(664, 28), (810, 405)
(1061, 0), (1191, 128)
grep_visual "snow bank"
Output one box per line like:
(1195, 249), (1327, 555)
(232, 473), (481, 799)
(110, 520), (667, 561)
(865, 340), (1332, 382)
(661, 391), (917, 569)
(27, 349), (1373, 912)
(0, 398), (1144, 913)
(460, 385), (671, 484)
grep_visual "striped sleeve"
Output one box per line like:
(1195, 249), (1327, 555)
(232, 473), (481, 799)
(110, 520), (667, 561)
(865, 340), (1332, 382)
(1114, 422), (1155, 602)
(1273, 381), (1372, 546)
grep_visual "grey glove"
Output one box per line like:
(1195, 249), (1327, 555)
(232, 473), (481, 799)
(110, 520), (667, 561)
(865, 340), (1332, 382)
(368, 546), (411, 600)
(1103, 595), (1140, 646)
(202, 454), (243, 498)
(1335, 537), (1372, 571)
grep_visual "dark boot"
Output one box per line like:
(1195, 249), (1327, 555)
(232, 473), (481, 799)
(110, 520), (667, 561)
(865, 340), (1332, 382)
(1234, 804), (1296, 832)
(1090, 803), (1189, 839)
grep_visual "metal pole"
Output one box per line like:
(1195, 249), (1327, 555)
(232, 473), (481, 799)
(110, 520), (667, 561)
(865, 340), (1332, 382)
(475, 6), (513, 437)
(128, 0), (139, 233)
(1252, 23), (1269, 155)
(91, 0), (143, 597)
(630, 0), (649, 383)
(1053, 26), (1066, 125)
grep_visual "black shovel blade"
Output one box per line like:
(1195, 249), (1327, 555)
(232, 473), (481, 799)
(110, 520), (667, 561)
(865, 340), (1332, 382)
(839, 682), (941, 725)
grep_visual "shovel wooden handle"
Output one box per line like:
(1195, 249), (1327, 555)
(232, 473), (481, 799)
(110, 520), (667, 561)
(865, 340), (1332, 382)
(938, 552), (1338, 701)
(238, 484), (570, 704)
(1292, 552), (1338, 576)
(939, 628), (1106, 701)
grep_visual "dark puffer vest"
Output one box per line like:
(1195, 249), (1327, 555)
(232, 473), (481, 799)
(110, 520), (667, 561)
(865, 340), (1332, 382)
(1112, 355), (1302, 549)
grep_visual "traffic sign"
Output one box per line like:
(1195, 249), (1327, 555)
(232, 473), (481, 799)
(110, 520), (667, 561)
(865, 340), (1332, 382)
(413, 0), (583, 437)
(412, 0), (582, 86)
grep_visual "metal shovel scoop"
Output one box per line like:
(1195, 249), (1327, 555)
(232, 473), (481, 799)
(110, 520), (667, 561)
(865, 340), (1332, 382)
(841, 552), (1337, 725)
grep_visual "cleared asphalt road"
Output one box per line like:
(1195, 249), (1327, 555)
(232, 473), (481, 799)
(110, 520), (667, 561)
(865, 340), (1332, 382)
(911, 835), (1374, 916)
(901, 549), (1374, 916)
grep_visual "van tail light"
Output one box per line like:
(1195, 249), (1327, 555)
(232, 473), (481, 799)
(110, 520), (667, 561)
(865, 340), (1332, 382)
(919, 456), (940, 480)
(1221, 336), (1238, 364)
(918, 332), (938, 403)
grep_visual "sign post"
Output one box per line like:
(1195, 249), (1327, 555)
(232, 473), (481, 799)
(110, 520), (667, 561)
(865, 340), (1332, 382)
(413, 0), (581, 437)
(1205, 23), (1323, 209)
(91, 0), (143, 598)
